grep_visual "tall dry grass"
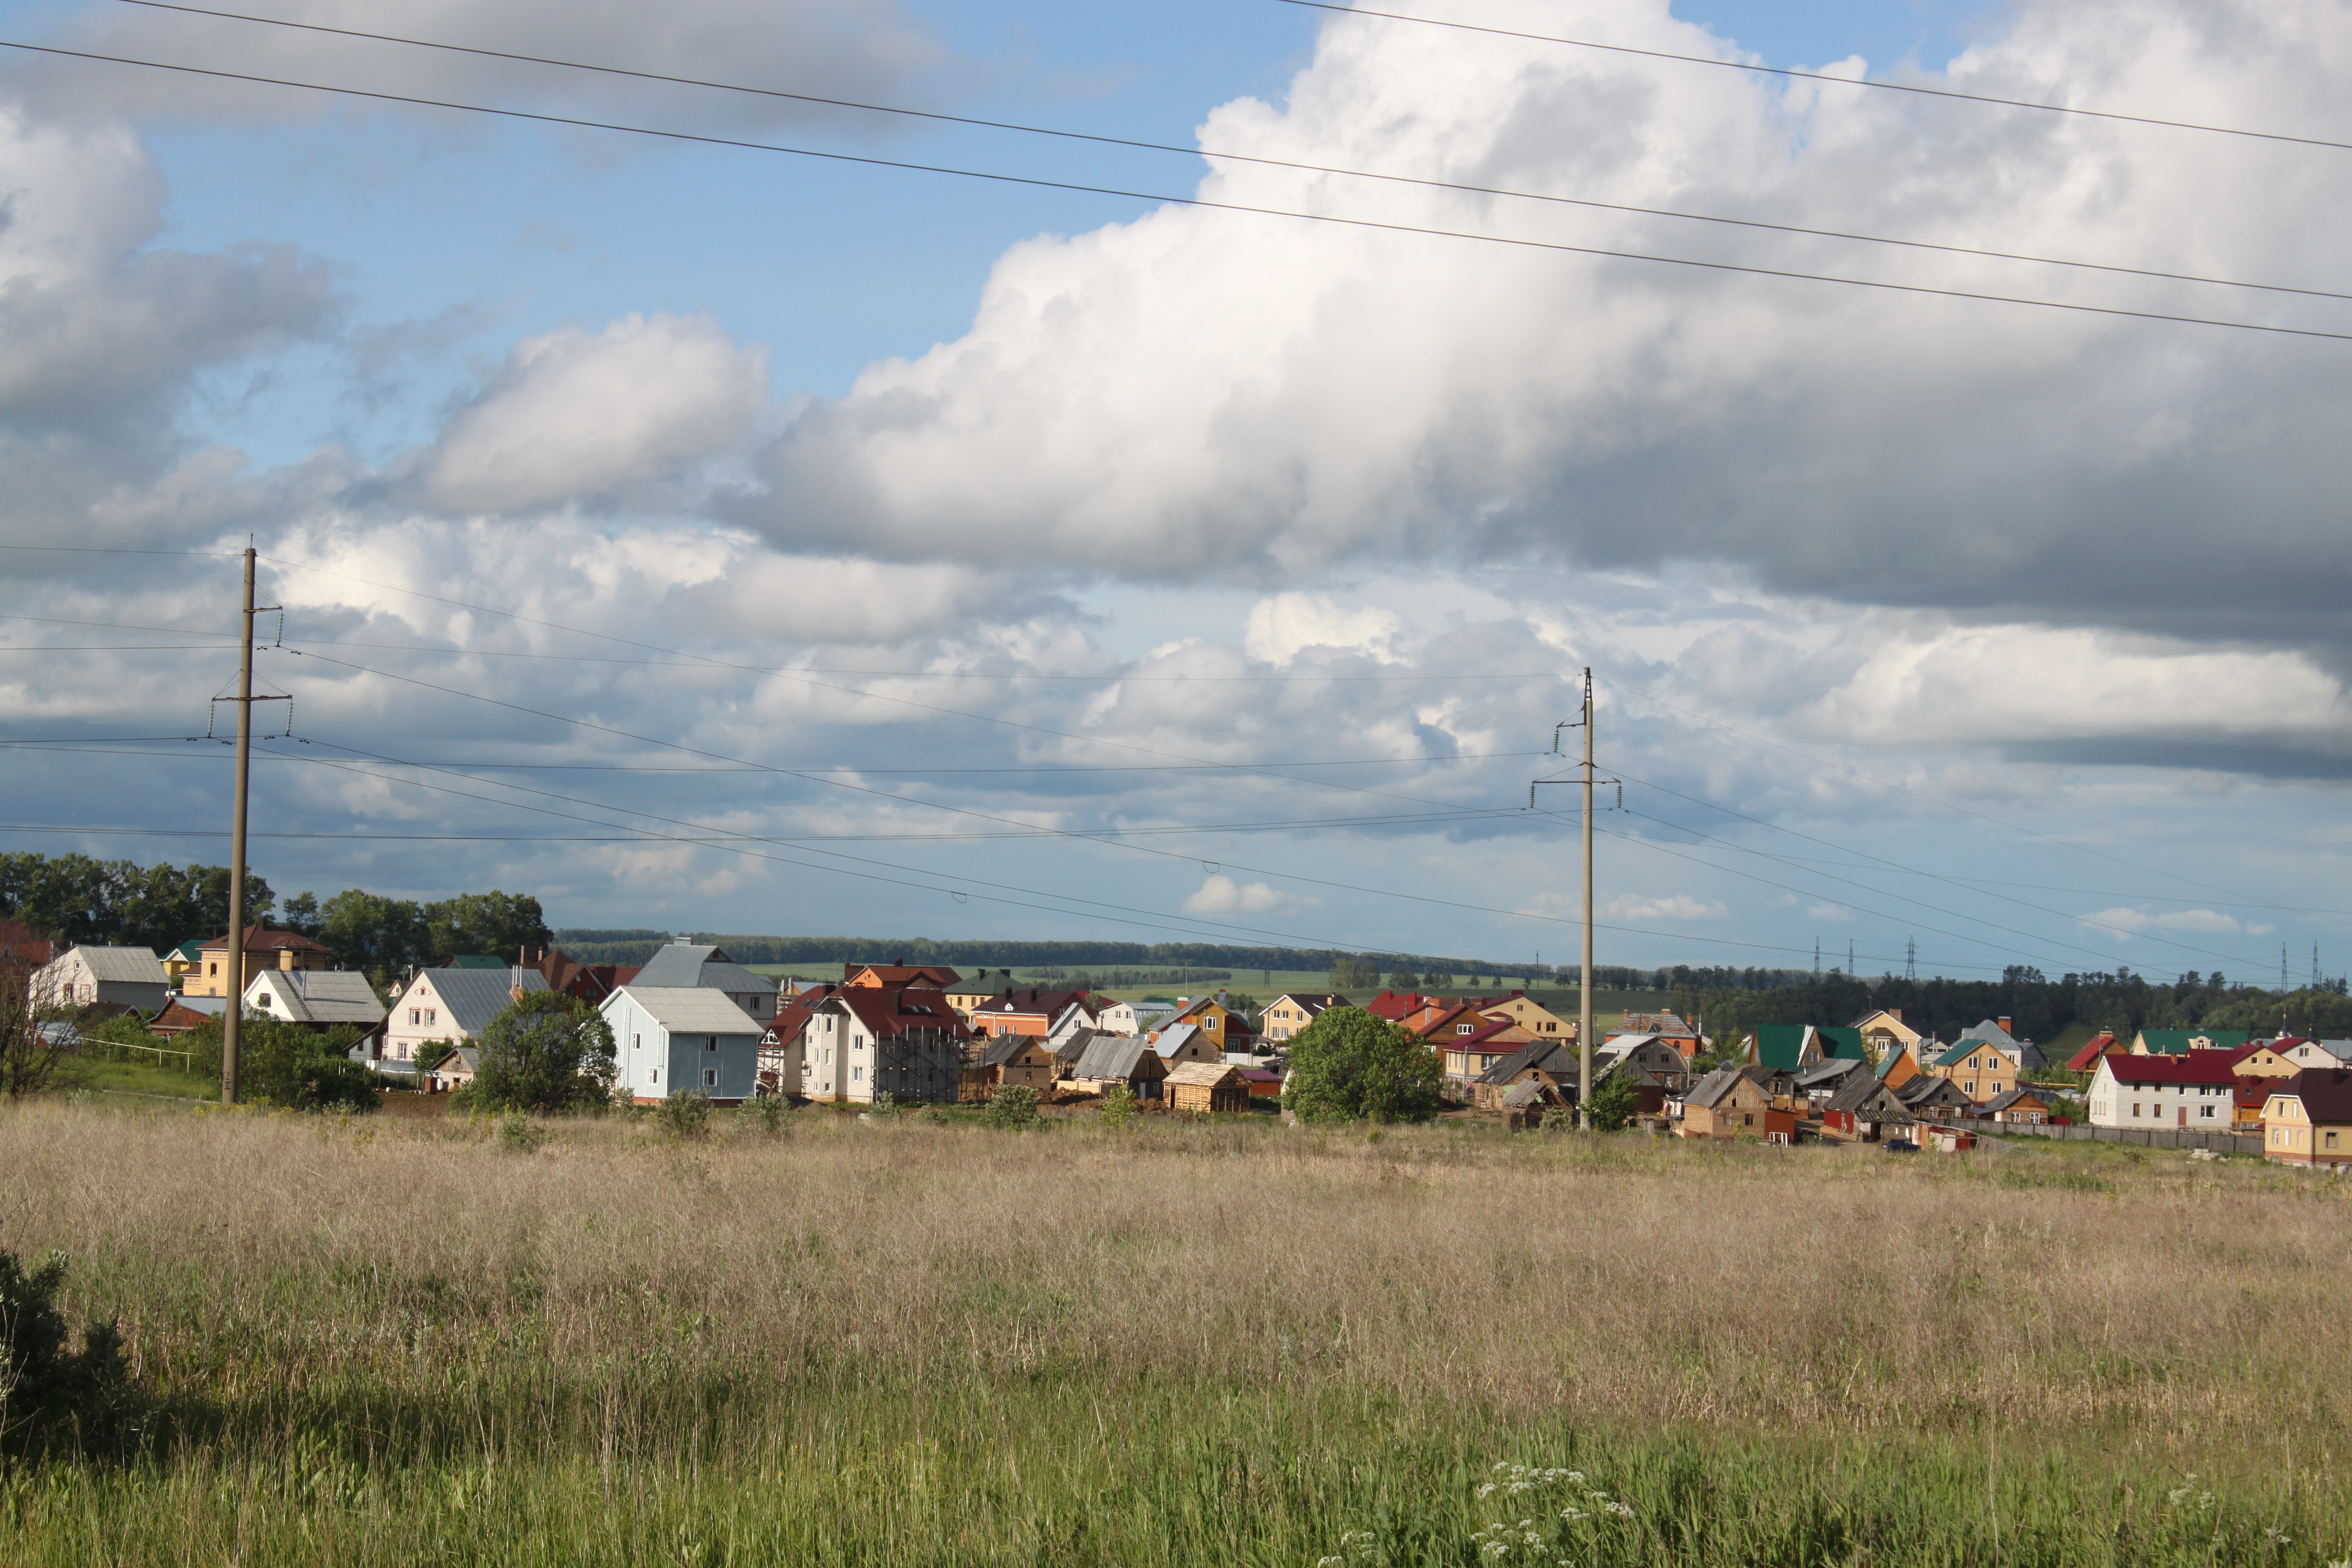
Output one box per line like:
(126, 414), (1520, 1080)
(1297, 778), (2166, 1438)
(0, 1101), (2346, 1565)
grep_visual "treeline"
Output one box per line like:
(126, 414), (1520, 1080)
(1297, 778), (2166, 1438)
(1668, 966), (2352, 1046)
(550, 932), (1531, 976)
(0, 852), (547, 987)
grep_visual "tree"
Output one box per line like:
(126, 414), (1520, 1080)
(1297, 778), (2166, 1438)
(184, 1015), (377, 1111)
(1584, 1068), (1640, 1133)
(0, 957), (83, 1101)
(473, 990), (617, 1113)
(1387, 968), (1421, 992)
(422, 891), (551, 965)
(318, 890), (432, 979)
(982, 1083), (1041, 1128)
(0, 1244), (140, 1456)
(1280, 1006), (1442, 1125)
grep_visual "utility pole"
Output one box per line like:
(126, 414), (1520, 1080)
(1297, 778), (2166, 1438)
(1579, 668), (1594, 1130)
(217, 545), (284, 1106)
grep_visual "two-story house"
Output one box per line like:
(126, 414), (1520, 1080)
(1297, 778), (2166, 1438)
(2089, 1049), (2241, 1131)
(185, 925), (332, 997)
(603, 986), (764, 1105)
(1928, 1038), (2016, 1102)
(1262, 992), (1345, 1042)
(2261, 1069), (2352, 1168)
(380, 966), (550, 1071)
(30, 946), (167, 1013)
(631, 941), (778, 1022)
(777, 986), (970, 1104)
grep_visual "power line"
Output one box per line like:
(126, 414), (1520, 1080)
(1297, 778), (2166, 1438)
(1281, 0), (2352, 154)
(6, 37), (2348, 344)
(102, 0), (2352, 306)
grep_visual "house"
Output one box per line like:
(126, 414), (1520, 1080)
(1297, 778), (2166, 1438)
(1976, 1086), (2055, 1125)
(1747, 1024), (1865, 1074)
(185, 925), (332, 997)
(1238, 1066), (1283, 1099)
(1898, 1074), (1976, 1123)
(147, 993), (225, 1038)
(1262, 992), (1344, 1042)
(2285, 1039), (2352, 1073)
(1047, 1026), (1113, 1081)
(2260, 1070), (2352, 1168)
(1500, 1078), (1572, 1127)
(781, 987), (970, 1103)
(1439, 1017), (1535, 1083)
(2232, 1039), (2306, 1079)
(518, 945), (638, 1005)
(1166, 994), (1257, 1055)
(1852, 1008), (1925, 1062)
(1365, 990), (1433, 1023)
(2132, 1028), (2249, 1056)
(243, 969), (386, 1047)
(970, 988), (1089, 1039)
(603, 986), (764, 1105)
(964, 1035), (1060, 1101)
(159, 937), (204, 990)
(844, 958), (962, 991)
(630, 940), (778, 1023)
(1820, 1072), (1918, 1144)
(1482, 992), (1575, 1041)
(1595, 1034), (1693, 1094)
(1472, 1041), (1582, 1112)
(442, 954), (508, 971)
(1147, 1022), (1224, 1068)
(2088, 1050), (2242, 1131)
(1614, 1011), (1699, 1057)
(2233, 1079), (2272, 1130)
(1952, 1017), (2046, 1072)
(2065, 1031), (2122, 1073)
(1928, 1038), (2015, 1102)
(1047, 999), (1103, 1048)
(31, 947), (167, 1013)
(1679, 1066), (1777, 1140)
(1166, 1061), (1250, 1115)
(0, 917), (56, 970)
(380, 966), (550, 1072)
(943, 973), (1003, 1023)
(1091, 999), (1145, 1036)
(423, 1046), (479, 1093)
(1069, 1034), (1169, 1099)
(1873, 1040), (1924, 1091)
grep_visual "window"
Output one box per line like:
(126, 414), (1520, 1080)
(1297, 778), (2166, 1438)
(2327, 1130), (2340, 1149)
(409, 1008), (421, 1026)
(707, 1035), (718, 1050)
(651, 1068), (659, 1084)
(632, 1033), (640, 1050)
(208, 963), (218, 977)
(2132, 1103), (2141, 1118)
(853, 1066), (863, 1081)
(1457, 1024), (1474, 1035)
(703, 1068), (718, 1088)
(425, 1009), (437, 1026)
(2201, 1105), (2215, 1119)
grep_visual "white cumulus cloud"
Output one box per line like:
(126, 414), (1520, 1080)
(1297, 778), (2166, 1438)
(1606, 893), (1728, 923)
(1243, 593), (1408, 666)
(1184, 874), (1296, 916)
(2080, 907), (2246, 938)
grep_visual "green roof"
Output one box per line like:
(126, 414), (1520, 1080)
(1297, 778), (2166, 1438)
(1815, 1026), (1866, 1061)
(1931, 1039), (1984, 1068)
(444, 954), (509, 970)
(2136, 1029), (2249, 1054)
(1752, 1025), (1811, 1071)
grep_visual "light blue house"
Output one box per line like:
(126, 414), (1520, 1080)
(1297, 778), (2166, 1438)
(602, 985), (764, 1105)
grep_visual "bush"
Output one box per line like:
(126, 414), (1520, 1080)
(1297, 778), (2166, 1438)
(750, 1091), (789, 1137)
(1585, 1069), (1640, 1133)
(1097, 1082), (1137, 1128)
(1280, 1006), (1442, 1125)
(982, 1084), (1040, 1129)
(495, 1111), (545, 1154)
(0, 1245), (140, 1456)
(183, 1016), (376, 1112)
(654, 1089), (712, 1141)
(473, 991), (616, 1114)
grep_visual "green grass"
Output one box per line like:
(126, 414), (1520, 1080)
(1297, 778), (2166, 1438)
(72, 1050), (213, 1102)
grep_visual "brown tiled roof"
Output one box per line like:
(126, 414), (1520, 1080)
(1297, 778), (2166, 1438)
(2272, 1069), (2352, 1124)
(199, 925), (329, 953)
(838, 986), (974, 1041)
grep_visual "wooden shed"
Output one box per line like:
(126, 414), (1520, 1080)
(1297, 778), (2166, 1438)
(1166, 1061), (1249, 1114)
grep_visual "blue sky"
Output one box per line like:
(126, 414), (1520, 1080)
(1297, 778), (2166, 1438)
(2, 0), (2348, 986)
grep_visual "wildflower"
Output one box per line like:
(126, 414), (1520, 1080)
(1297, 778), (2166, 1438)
(2265, 1528), (2292, 1547)
(1604, 1501), (1634, 1519)
(1319, 1558), (1345, 1566)
(1478, 1483), (1499, 1498)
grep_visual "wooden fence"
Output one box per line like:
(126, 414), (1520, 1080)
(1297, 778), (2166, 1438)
(2005, 1121), (2262, 1155)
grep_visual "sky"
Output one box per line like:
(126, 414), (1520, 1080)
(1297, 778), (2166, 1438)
(2, 0), (2349, 986)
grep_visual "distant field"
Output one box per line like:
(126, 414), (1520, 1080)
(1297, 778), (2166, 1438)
(1, 1101), (2343, 1565)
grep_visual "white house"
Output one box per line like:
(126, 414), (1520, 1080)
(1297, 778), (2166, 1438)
(379, 966), (549, 1073)
(2089, 1051), (2241, 1131)
(773, 987), (967, 1104)
(31, 946), (167, 1013)
(603, 986), (764, 1105)
(2284, 1039), (2352, 1072)
(245, 969), (385, 1047)
(1047, 998), (1103, 1048)
(1089, 999), (1143, 1036)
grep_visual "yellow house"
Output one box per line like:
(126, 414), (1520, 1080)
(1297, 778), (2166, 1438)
(184, 925), (332, 997)
(1928, 1039), (2015, 1102)
(1852, 1008), (1925, 1062)
(1482, 993), (1575, 1040)
(2262, 1070), (2352, 1168)
(1262, 992), (1344, 1042)
(2233, 1042), (2302, 1079)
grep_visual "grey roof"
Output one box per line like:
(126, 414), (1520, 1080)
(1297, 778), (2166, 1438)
(1797, 1056), (1868, 1091)
(1684, 1065), (1758, 1111)
(1898, 1074), (1972, 1108)
(1826, 1072), (1915, 1120)
(1978, 1087), (2047, 1114)
(412, 967), (550, 1037)
(1152, 1022), (1203, 1058)
(612, 985), (763, 1035)
(1072, 1034), (1162, 1081)
(59, 946), (166, 984)
(162, 993), (227, 1018)
(980, 1035), (1046, 1069)
(429, 1044), (481, 1074)
(2303, 1040), (2352, 1064)
(631, 943), (778, 998)
(1050, 1028), (1106, 1069)
(1478, 1040), (1579, 1085)
(1954, 1017), (2047, 1070)
(249, 968), (385, 1025)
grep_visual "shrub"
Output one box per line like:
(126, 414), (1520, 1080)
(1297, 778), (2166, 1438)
(0, 1245), (140, 1456)
(750, 1091), (789, 1137)
(1097, 1082), (1137, 1128)
(495, 1112), (545, 1154)
(982, 1084), (1040, 1129)
(1585, 1069), (1640, 1133)
(473, 991), (616, 1114)
(182, 1016), (376, 1112)
(1280, 1006), (1442, 1125)
(654, 1089), (712, 1141)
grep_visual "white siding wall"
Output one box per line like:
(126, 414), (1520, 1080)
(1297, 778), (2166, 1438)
(2088, 1063), (2236, 1129)
(383, 974), (462, 1066)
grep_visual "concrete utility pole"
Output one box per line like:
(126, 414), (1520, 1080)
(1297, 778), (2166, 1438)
(218, 545), (285, 1105)
(1578, 667), (1595, 1131)
(221, 546), (256, 1104)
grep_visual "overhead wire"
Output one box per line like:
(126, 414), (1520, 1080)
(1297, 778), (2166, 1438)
(4, 38), (2348, 344)
(98, 0), (2352, 305)
(1280, 0), (2352, 154)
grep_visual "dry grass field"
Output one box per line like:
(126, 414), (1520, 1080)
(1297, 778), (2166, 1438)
(0, 1100), (2346, 1565)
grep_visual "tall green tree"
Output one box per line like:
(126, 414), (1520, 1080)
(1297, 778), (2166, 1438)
(0, 852), (270, 953)
(423, 891), (551, 964)
(1280, 1006), (1442, 1125)
(472, 991), (616, 1113)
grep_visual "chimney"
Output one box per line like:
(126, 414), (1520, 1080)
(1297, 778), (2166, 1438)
(1887, 1008), (1902, 1024)
(1998, 1016), (2013, 1035)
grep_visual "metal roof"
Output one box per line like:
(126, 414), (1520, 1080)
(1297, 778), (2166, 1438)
(409, 966), (550, 1037)
(610, 986), (764, 1035)
(249, 968), (385, 1025)
(631, 943), (777, 997)
(57, 946), (166, 984)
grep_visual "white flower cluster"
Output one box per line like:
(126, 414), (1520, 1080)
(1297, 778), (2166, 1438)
(1318, 1462), (1629, 1568)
